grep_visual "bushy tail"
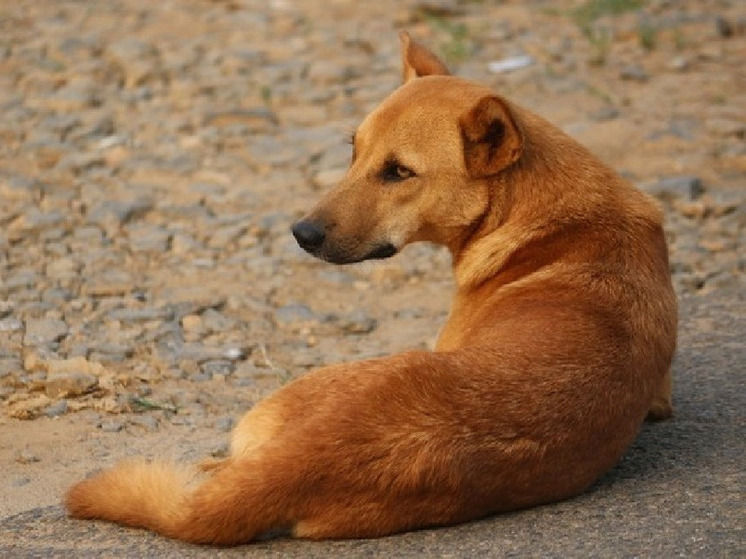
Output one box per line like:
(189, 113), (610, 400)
(65, 457), (287, 544)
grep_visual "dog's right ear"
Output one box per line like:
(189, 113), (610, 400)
(399, 31), (450, 83)
(460, 95), (524, 178)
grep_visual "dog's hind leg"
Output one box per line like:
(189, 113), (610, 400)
(646, 369), (673, 421)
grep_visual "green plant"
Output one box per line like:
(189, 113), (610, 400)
(639, 22), (657, 51)
(260, 85), (272, 106)
(572, 0), (643, 30)
(571, 0), (643, 64)
(672, 27), (686, 50)
(425, 14), (472, 64)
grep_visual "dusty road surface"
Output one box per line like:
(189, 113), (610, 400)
(1, 0), (744, 556)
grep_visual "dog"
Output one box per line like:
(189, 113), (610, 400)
(65, 32), (677, 545)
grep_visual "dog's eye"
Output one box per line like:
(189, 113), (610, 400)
(381, 161), (416, 183)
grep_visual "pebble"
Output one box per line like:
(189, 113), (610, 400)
(202, 360), (234, 376)
(15, 450), (40, 464)
(43, 399), (69, 417)
(44, 373), (98, 398)
(619, 65), (649, 82)
(643, 176), (705, 202)
(108, 307), (175, 323)
(275, 304), (316, 325)
(24, 319), (69, 346)
(98, 419), (125, 433)
(86, 197), (154, 231)
(129, 415), (159, 430)
(338, 310), (378, 334)
(0, 318), (24, 333)
(213, 416), (235, 432)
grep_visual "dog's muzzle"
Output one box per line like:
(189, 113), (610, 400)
(291, 219), (398, 264)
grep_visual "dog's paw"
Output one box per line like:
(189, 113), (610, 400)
(646, 399), (673, 421)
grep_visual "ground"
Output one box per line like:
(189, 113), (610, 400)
(0, 0), (744, 555)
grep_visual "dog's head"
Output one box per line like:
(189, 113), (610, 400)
(292, 32), (524, 264)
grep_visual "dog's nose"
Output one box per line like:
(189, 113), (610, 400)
(291, 220), (326, 251)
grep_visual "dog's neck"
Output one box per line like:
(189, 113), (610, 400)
(452, 110), (622, 292)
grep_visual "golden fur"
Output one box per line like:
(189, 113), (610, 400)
(65, 32), (677, 545)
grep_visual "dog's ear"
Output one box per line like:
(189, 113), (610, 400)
(460, 95), (524, 178)
(399, 31), (450, 83)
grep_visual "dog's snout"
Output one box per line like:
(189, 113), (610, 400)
(292, 220), (326, 252)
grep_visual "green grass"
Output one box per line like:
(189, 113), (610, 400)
(571, 0), (644, 64)
(425, 14), (473, 64)
(638, 22), (657, 51)
(572, 0), (643, 30)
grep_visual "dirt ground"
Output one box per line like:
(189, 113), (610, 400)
(0, 0), (744, 541)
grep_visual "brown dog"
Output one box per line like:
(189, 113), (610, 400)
(65, 32), (677, 545)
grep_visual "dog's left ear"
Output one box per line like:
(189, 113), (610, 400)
(399, 31), (450, 83)
(460, 95), (524, 178)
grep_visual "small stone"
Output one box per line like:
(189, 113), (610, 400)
(16, 450), (40, 464)
(45, 258), (80, 280)
(0, 174), (41, 202)
(338, 310), (378, 334)
(0, 301), (14, 317)
(12, 477), (31, 487)
(201, 309), (236, 333)
(98, 420), (124, 433)
(86, 197), (154, 231)
(44, 372), (98, 398)
(589, 107), (619, 122)
(224, 347), (246, 360)
(125, 223), (172, 252)
(177, 343), (244, 363)
(275, 304), (316, 325)
(45, 356), (108, 376)
(181, 314), (203, 334)
(715, 16), (733, 38)
(668, 56), (689, 72)
(108, 307), (174, 323)
(619, 65), (648, 82)
(206, 108), (278, 131)
(213, 416), (235, 432)
(207, 224), (247, 248)
(129, 415), (159, 430)
(8, 395), (53, 419)
(706, 118), (745, 138)
(0, 358), (22, 377)
(0, 317), (23, 332)
(107, 38), (159, 88)
(54, 152), (106, 175)
(643, 176), (704, 201)
(202, 360), (234, 376)
(307, 60), (361, 84)
(84, 270), (134, 297)
(43, 399), (68, 417)
(24, 318), (69, 346)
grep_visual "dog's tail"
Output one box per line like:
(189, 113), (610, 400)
(65, 456), (290, 544)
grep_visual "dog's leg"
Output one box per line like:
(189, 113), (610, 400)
(229, 400), (285, 457)
(646, 369), (673, 421)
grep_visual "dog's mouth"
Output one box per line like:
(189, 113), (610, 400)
(313, 242), (398, 265)
(291, 219), (398, 265)
(363, 243), (397, 260)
